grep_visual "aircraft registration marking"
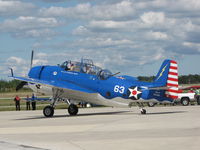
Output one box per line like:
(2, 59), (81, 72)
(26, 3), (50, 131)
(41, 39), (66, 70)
(114, 85), (125, 94)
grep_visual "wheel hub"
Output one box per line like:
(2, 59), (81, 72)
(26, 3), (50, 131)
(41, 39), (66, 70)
(183, 100), (188, 105)
(45, 108), (51, 115)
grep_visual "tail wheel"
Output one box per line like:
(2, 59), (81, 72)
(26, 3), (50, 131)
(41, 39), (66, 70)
(140, 109), (146, 114)
(181, 98), (190, 106)
(68, 104), (78, 116)
(43, 106), (54, 117)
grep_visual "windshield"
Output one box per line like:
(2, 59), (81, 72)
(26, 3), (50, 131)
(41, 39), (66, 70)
(98, 69), (112, 80)
(60, 61), (81, 72)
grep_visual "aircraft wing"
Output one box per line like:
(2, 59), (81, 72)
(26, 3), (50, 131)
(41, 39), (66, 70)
(11, 76), (96, 94)
(148, 85), (200, 90)
(147, 86), (171, 90)
(178, 85), (200, 90)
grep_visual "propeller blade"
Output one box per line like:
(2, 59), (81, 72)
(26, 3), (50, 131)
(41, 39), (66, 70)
(30, 50), (34, 69)
(16, 81), (27, 91)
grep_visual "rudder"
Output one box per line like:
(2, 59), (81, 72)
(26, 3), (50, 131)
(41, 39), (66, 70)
(165, 60), (179, 99)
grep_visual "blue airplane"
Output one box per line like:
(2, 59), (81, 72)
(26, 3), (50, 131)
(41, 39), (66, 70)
(10, 52), (179, 117)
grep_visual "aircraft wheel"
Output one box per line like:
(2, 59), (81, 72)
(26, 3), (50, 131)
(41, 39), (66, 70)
(181, 98), (190, 106)
(43, 106), (54, 117)
(140, 109), (146, 114)
(68, 104), (78, 116)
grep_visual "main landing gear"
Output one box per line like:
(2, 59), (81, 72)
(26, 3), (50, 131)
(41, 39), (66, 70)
(68, 104), (78, 116)
(43, 88), (79, 117)
(43, 105), (54, 117)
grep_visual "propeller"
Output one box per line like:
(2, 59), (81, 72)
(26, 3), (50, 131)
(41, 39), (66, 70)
(16, 81), (28, 91)
(30, 50), (34, 69)
(16, 50), (34, 91)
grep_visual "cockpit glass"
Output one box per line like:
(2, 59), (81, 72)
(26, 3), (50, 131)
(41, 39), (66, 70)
(60, 59), (104, 76)
(60, 61), (81, 72)
(98, 69), (112, 80)
(60, 61), (68, 68)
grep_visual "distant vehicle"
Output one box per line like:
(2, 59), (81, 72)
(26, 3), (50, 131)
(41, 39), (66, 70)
(177, 86), (200, 106)
(148, 86), (200, 107)
(176, 92), (196, 106)
(10, 51), (179, 117)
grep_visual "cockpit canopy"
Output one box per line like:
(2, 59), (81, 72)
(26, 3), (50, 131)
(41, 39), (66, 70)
(97, 69), (113, 80)
(60, 59), (112, 80)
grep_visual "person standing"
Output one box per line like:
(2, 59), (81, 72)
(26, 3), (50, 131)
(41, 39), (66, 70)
(31, 94), (36, 110)
(14, 95), (21, 111)
(26, 95), (31, 110)
(195, 89), (200, 105)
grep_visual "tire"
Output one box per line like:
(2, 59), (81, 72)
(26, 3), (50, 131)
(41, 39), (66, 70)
(68, 104), (78, 116)
(181, 98), (190, 106)
(197, 96), (200, 105)
(141, 109), (146, 114)
(43, 106), (54, 117)
(147, 102), (157, 107)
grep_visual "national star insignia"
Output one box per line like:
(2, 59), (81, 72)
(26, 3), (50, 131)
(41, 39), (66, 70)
(128, 86), (142, 99)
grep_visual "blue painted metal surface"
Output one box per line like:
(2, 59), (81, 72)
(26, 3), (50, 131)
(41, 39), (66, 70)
(12, 59), (174, 103)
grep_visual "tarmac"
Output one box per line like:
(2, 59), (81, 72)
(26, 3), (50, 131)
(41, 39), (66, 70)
(0, 106), (200, 150)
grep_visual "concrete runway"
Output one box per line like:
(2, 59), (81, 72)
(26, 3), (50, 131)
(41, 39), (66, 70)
(0, 106), (200, 150)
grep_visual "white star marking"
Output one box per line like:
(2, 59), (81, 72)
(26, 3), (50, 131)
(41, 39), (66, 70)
(128, 87), (142, 99)
(53, 71), (57, 76)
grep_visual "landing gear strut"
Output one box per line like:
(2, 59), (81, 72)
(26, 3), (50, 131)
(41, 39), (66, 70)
(43, 88), (63, 117)
(42, 88), (79, 117)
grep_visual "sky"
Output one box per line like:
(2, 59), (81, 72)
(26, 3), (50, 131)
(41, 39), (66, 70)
(0, 0), (200, 80)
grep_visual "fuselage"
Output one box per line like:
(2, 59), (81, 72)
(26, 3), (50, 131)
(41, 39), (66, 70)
(27, 65), (166, 104)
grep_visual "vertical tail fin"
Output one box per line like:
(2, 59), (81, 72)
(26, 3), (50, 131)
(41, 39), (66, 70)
(154, 59), (171, 84)
(165, 60), (179, 99)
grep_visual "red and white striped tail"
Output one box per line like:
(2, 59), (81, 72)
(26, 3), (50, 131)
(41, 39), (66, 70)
(165, 60), (179, 99)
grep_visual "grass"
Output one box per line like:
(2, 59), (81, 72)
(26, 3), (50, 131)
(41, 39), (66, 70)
(0, 91), (69, 111)
(0, 99), (69, 111)
(0, 98), (48, 106)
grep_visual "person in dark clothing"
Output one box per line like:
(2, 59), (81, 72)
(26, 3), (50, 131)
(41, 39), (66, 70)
(26, 95), (31, 110)
(31, 101), (36, 110)
(14, 95), (21, 111)
(31, 94), (36, 110)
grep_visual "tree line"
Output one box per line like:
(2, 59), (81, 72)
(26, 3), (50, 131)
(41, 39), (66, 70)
(0, 74), (200, 92)
(0, 80), (30, 92)
(138, 74), (200, 84)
